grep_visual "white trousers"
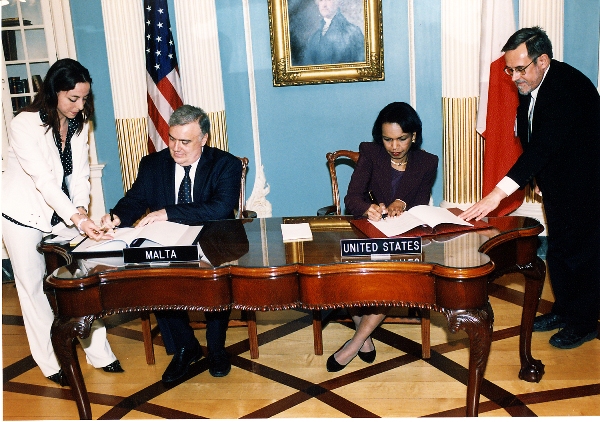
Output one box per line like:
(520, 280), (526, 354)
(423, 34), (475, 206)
(2, 217), (117, 377)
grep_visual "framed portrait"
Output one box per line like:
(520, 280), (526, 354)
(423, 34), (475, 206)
(268, 0), (383, 86)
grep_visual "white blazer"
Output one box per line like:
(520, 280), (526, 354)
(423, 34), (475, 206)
(2, 111), (90, 233)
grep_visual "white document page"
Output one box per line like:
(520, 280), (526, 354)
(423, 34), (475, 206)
(281, 223), (313, 242)
(368, 206), (472, 237)
(73, 221), (197, 252)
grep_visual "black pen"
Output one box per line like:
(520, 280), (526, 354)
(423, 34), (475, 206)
(368, 191), (387, 219)
(109, 209), (114, 222)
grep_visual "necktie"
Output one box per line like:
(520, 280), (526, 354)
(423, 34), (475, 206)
(178, 165), (192, 204)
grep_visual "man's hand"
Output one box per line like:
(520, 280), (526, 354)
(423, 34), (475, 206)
(135, 209), (168, 227)
(459, 187), (507, 221)
(100, 213), (121, 231)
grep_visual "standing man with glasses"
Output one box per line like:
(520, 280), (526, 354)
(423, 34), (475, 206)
(100, 105), (242, 381)
(461, 27), (600, 349)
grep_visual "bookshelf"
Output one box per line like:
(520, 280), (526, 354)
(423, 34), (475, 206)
(2, 1), (56, 114)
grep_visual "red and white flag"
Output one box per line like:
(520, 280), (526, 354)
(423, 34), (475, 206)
(477, 0), (524, 216)
(144, 0), (184, 153)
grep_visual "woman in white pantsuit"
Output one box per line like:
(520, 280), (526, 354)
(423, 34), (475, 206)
(2, 59), (123, 385)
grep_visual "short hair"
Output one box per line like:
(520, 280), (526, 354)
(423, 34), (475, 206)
(501, 26), (553, 60)
(22, 58), (94, 135)
(372, 102), (423, 149)
(169, 104), (211, 136)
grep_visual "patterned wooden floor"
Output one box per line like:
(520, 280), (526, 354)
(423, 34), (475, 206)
(2, 272), (599, 420)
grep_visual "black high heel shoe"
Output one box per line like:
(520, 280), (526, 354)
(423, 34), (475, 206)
(47, 369), (68, 386)
(326, 341), (357, 372)
(102, 360), (124, 373)
(357, 339), (376, 363)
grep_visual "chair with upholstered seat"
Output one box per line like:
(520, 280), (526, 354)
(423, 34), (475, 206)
(314, 149), (431, 359)
(140, 156), (259, 364)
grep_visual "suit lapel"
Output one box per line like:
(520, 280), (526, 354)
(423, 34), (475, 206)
(374, 146), (392, 204)
(192, 147), (213, 200)
(43, 129), (66, 186)
(516, 94), (531, 143)
(164, 151), (177, 205)
(395, 150), (418, 200)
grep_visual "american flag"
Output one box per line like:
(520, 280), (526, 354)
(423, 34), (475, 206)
(144, 0), (183, 153)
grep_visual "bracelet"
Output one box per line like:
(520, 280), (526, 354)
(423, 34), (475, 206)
(77, 217), (89, 235)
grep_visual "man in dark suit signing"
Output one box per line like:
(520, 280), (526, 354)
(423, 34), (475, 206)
(461, 27), (600, 349)
(100, 104), (242, 381)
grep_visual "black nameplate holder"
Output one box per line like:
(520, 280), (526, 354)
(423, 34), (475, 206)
(340, 237), (422, 258)
(123, 244), (201, 264)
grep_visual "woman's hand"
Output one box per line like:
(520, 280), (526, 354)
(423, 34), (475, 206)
(71, 213), (113, 241)
(386, 199), (406, 217)
(365, 203), (387, 221)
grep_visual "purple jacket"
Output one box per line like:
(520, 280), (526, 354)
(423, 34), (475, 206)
(344, 142), (438, 217)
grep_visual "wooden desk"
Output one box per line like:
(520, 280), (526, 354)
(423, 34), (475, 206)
(42, 215), (546, 419)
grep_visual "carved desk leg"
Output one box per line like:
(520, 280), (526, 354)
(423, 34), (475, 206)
(445, 303), (494, 417)
(517, 257), (546, 382)
(51, 316), (94, 420)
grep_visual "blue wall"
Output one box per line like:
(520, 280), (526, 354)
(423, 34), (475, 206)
(70, 0), (600, 218)
(218, 0), (433, 217)
(70, 0), (123, 210)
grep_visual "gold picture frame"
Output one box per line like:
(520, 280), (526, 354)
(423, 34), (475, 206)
(268, 0), (383, 86)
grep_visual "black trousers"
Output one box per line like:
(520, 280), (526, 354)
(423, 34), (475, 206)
(155, 310), (231, 355)
(544, 202), (600, 333)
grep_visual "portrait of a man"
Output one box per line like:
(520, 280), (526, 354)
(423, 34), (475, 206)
(289, 0), (366, 66)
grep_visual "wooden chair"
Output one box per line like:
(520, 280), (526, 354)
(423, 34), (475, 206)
(315, 150), (431, 359)
(140, 156), (259, 364)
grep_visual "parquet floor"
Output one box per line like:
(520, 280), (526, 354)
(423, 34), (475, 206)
(2, 271), (600, 419)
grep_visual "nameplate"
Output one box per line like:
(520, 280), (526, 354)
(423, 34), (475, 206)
(123, 245), (201, 264)
(340, 237), (422, 257)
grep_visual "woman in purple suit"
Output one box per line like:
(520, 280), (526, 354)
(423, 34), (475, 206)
(327, 102), (438, 372)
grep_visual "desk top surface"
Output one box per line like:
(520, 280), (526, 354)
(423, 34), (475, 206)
(48, 215), (542, 281)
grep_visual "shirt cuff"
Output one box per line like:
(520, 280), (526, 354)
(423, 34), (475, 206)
(496, 177), (519, 196)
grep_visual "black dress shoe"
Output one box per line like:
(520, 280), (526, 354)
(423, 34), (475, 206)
(103, 360), (124, 373)
(549, 326), (598, 349)
(357, 338), (376, 363)
(326, 354), (348, 372)
(326, 340), (357, 372)
(47, 369), (68, 387)
(162, 341), (203, 383)
(532, 313), (567, 332)
(208, 350), (231, 377)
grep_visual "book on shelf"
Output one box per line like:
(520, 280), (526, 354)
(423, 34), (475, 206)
(71, 221), (202, 254)
(351, 205), (490, 238)
(32, 75), (43, 92)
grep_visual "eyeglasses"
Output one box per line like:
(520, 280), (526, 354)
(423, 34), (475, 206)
(504, 58), (536, 77)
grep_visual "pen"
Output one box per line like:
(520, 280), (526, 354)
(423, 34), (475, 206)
(368, 191), (387, 219)
(109, 209), (114, 222)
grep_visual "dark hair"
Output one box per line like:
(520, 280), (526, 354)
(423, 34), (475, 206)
(501, 26), (553, 60)
(21, 58), (94, 135)
(169, 104), (211, 136)
(372, 102), (423, 149)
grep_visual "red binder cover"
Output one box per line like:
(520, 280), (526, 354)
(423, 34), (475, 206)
(350, 208), (490, 238)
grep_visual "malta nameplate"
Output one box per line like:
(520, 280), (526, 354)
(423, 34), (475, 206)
(123, 245), (201, 264)
(340, 237), (422, 257)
